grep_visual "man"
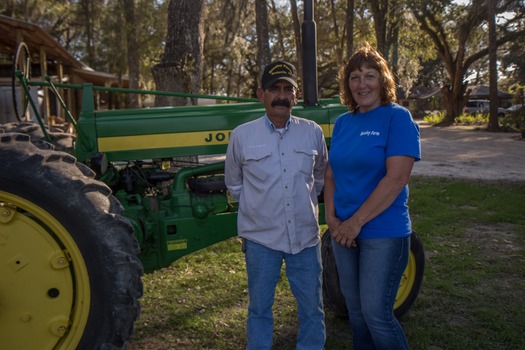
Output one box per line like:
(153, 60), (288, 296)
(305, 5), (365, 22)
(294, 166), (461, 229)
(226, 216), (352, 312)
(225, 61), (327, 350)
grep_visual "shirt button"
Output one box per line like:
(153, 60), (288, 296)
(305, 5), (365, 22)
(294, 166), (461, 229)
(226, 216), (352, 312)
(283, 169), (286, 172)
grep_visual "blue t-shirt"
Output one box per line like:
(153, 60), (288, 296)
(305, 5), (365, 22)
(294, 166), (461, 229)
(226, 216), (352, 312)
(328, 103), (421, 239)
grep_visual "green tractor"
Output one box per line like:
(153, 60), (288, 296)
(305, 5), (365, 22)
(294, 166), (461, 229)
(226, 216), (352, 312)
(0, 4), (424, 349)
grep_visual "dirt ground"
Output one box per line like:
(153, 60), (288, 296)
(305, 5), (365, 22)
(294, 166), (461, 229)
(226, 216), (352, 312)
(201, 121), (525, 182)
(130, 122), (525, 350)
(412, 121), (524, 181)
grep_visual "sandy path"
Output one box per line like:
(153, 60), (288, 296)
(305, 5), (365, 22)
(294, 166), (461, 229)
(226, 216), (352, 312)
(200, 121), (524, 182)
(412, 122), (524, 181)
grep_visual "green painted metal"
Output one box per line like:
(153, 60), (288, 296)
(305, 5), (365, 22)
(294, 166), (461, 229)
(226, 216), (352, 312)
(16, 71), (51, 142)
(74, 84), (343, 163)
(44, 76), (78, 128)
(16, 76), (347, 273)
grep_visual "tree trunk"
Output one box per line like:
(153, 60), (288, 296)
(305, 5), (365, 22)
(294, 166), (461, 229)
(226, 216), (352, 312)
(123, 0), (140, 108)
(389, 0), (400, 84)
(441, 84), (468, 125)
(329, 0), (343, 66)
(290, 0), (302, 79)
(79, 0), (98, 68)
(269, 0), (286, 58)
(255, 0), (271, 76)
(151, 0), (204, 107)
(487, 0), (499, 131)
(345, 0), (355, 60)
(370, 0), (388, 57)
(410, 2), (479, 124)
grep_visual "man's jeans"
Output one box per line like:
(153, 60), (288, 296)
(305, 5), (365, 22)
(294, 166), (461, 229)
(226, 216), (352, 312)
(331, 236), (410, 350)
(244, 239), (326, 350)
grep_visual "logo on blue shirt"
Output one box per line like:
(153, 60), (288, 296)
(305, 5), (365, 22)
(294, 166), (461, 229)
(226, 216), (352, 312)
(360, 130), (381, 136)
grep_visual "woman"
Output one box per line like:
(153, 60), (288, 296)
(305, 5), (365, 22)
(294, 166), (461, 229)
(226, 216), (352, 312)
(324, 43), (421, 349)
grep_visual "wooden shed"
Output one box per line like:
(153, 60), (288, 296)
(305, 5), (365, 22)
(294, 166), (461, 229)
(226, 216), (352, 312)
(0, 14), (128, 124)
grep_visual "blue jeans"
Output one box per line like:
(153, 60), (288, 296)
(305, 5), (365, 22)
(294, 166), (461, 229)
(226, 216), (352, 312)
(244, 239), (326, 350)
(331, 236), (410, 350)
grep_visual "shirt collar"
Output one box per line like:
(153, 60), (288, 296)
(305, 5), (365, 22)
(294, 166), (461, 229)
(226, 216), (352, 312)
(264, 114), (292, 132)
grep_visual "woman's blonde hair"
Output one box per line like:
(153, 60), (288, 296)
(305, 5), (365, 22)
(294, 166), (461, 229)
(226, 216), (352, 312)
(338, 43), (397, 112)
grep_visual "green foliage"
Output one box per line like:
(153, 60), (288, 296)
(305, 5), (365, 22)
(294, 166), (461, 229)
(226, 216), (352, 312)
(408, 0), (525, 123)
(423, 110), (445, 124)
(501, 85), (525, 131)
(128, 177), (525, 350)
(424, 111), (493, 126)
(454, 113), (488, 125)
(5, 0), (524, 101)
(500, 112), (525, 132)
(501, 34), (525, 87)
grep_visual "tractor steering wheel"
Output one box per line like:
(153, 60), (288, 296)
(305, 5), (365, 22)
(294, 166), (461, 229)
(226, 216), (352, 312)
(11, 42), (31, 122)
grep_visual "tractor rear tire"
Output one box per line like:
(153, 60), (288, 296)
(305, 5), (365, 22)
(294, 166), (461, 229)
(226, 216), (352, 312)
(0, 122), (75, 153)
(0, 133), (143, 350)
(322, 230), (425, 320)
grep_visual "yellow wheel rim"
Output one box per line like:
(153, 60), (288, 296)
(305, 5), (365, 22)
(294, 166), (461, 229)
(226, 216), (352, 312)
(394, 250), (416, 310)
(0, 191), (91, 350)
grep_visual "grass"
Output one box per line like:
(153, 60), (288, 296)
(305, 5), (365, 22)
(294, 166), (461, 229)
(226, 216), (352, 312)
(128, 176), (525, 350)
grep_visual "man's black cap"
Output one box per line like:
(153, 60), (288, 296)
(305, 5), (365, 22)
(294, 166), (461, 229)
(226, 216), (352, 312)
(261, 61), (298, 89)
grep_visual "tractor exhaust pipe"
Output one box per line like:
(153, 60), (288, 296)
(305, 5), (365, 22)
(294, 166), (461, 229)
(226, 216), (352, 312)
(302, 0), (318, 106)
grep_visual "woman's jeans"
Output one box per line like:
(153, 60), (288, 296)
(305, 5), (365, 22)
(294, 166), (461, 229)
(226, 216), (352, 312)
(331, 236), (410, 350)
(244, 239), (326, 350)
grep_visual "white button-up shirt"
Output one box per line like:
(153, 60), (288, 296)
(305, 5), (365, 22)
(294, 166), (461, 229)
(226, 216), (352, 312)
(225, 115), (328, 254)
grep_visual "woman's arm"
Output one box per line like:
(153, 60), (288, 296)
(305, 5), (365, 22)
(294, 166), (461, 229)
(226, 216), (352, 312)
(331, 155), (415, 247)
(323, 163), (341, 232)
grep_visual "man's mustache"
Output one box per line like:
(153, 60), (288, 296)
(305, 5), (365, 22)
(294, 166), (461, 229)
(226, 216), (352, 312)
(271, 99), (291, 108)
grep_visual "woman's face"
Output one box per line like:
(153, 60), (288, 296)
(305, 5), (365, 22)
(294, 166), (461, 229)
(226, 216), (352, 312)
(348, 66), (382, 113)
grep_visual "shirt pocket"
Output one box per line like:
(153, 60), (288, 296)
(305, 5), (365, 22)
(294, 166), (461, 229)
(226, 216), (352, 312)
(244, 149), (272, 182)
(294, 148), (318, 176)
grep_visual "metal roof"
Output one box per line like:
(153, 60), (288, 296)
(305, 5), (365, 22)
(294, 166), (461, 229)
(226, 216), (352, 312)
(0, 14), (86, 68)
(0, 14), (127, 86)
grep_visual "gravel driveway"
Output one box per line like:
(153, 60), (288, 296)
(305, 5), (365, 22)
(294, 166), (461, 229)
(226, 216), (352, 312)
(412, 121), (524, 182)
(201, 121), (524, 182)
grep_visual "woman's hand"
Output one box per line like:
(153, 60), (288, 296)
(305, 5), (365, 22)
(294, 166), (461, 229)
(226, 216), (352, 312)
(331, 216), (361, 248)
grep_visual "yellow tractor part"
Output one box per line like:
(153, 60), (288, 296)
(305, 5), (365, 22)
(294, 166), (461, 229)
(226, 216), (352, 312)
(395, 250), (417, 310)
(0, 191), (90, 350)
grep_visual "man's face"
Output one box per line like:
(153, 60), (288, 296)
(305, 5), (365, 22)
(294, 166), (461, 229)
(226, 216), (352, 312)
(257, 80), (298, 119)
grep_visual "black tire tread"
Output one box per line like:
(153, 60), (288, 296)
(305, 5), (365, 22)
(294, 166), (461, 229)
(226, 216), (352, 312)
(1, 122), (76, 152)
(0, 133), (143, 349)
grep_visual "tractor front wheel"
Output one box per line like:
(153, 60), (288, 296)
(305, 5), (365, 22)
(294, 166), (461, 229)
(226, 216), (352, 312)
(0, 133), (143, 350)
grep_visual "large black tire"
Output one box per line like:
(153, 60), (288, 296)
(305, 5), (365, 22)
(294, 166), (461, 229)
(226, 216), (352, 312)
(322, 230), (425, 319)
(0, 133), (143, 350)
(0, 122), (76, 153)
